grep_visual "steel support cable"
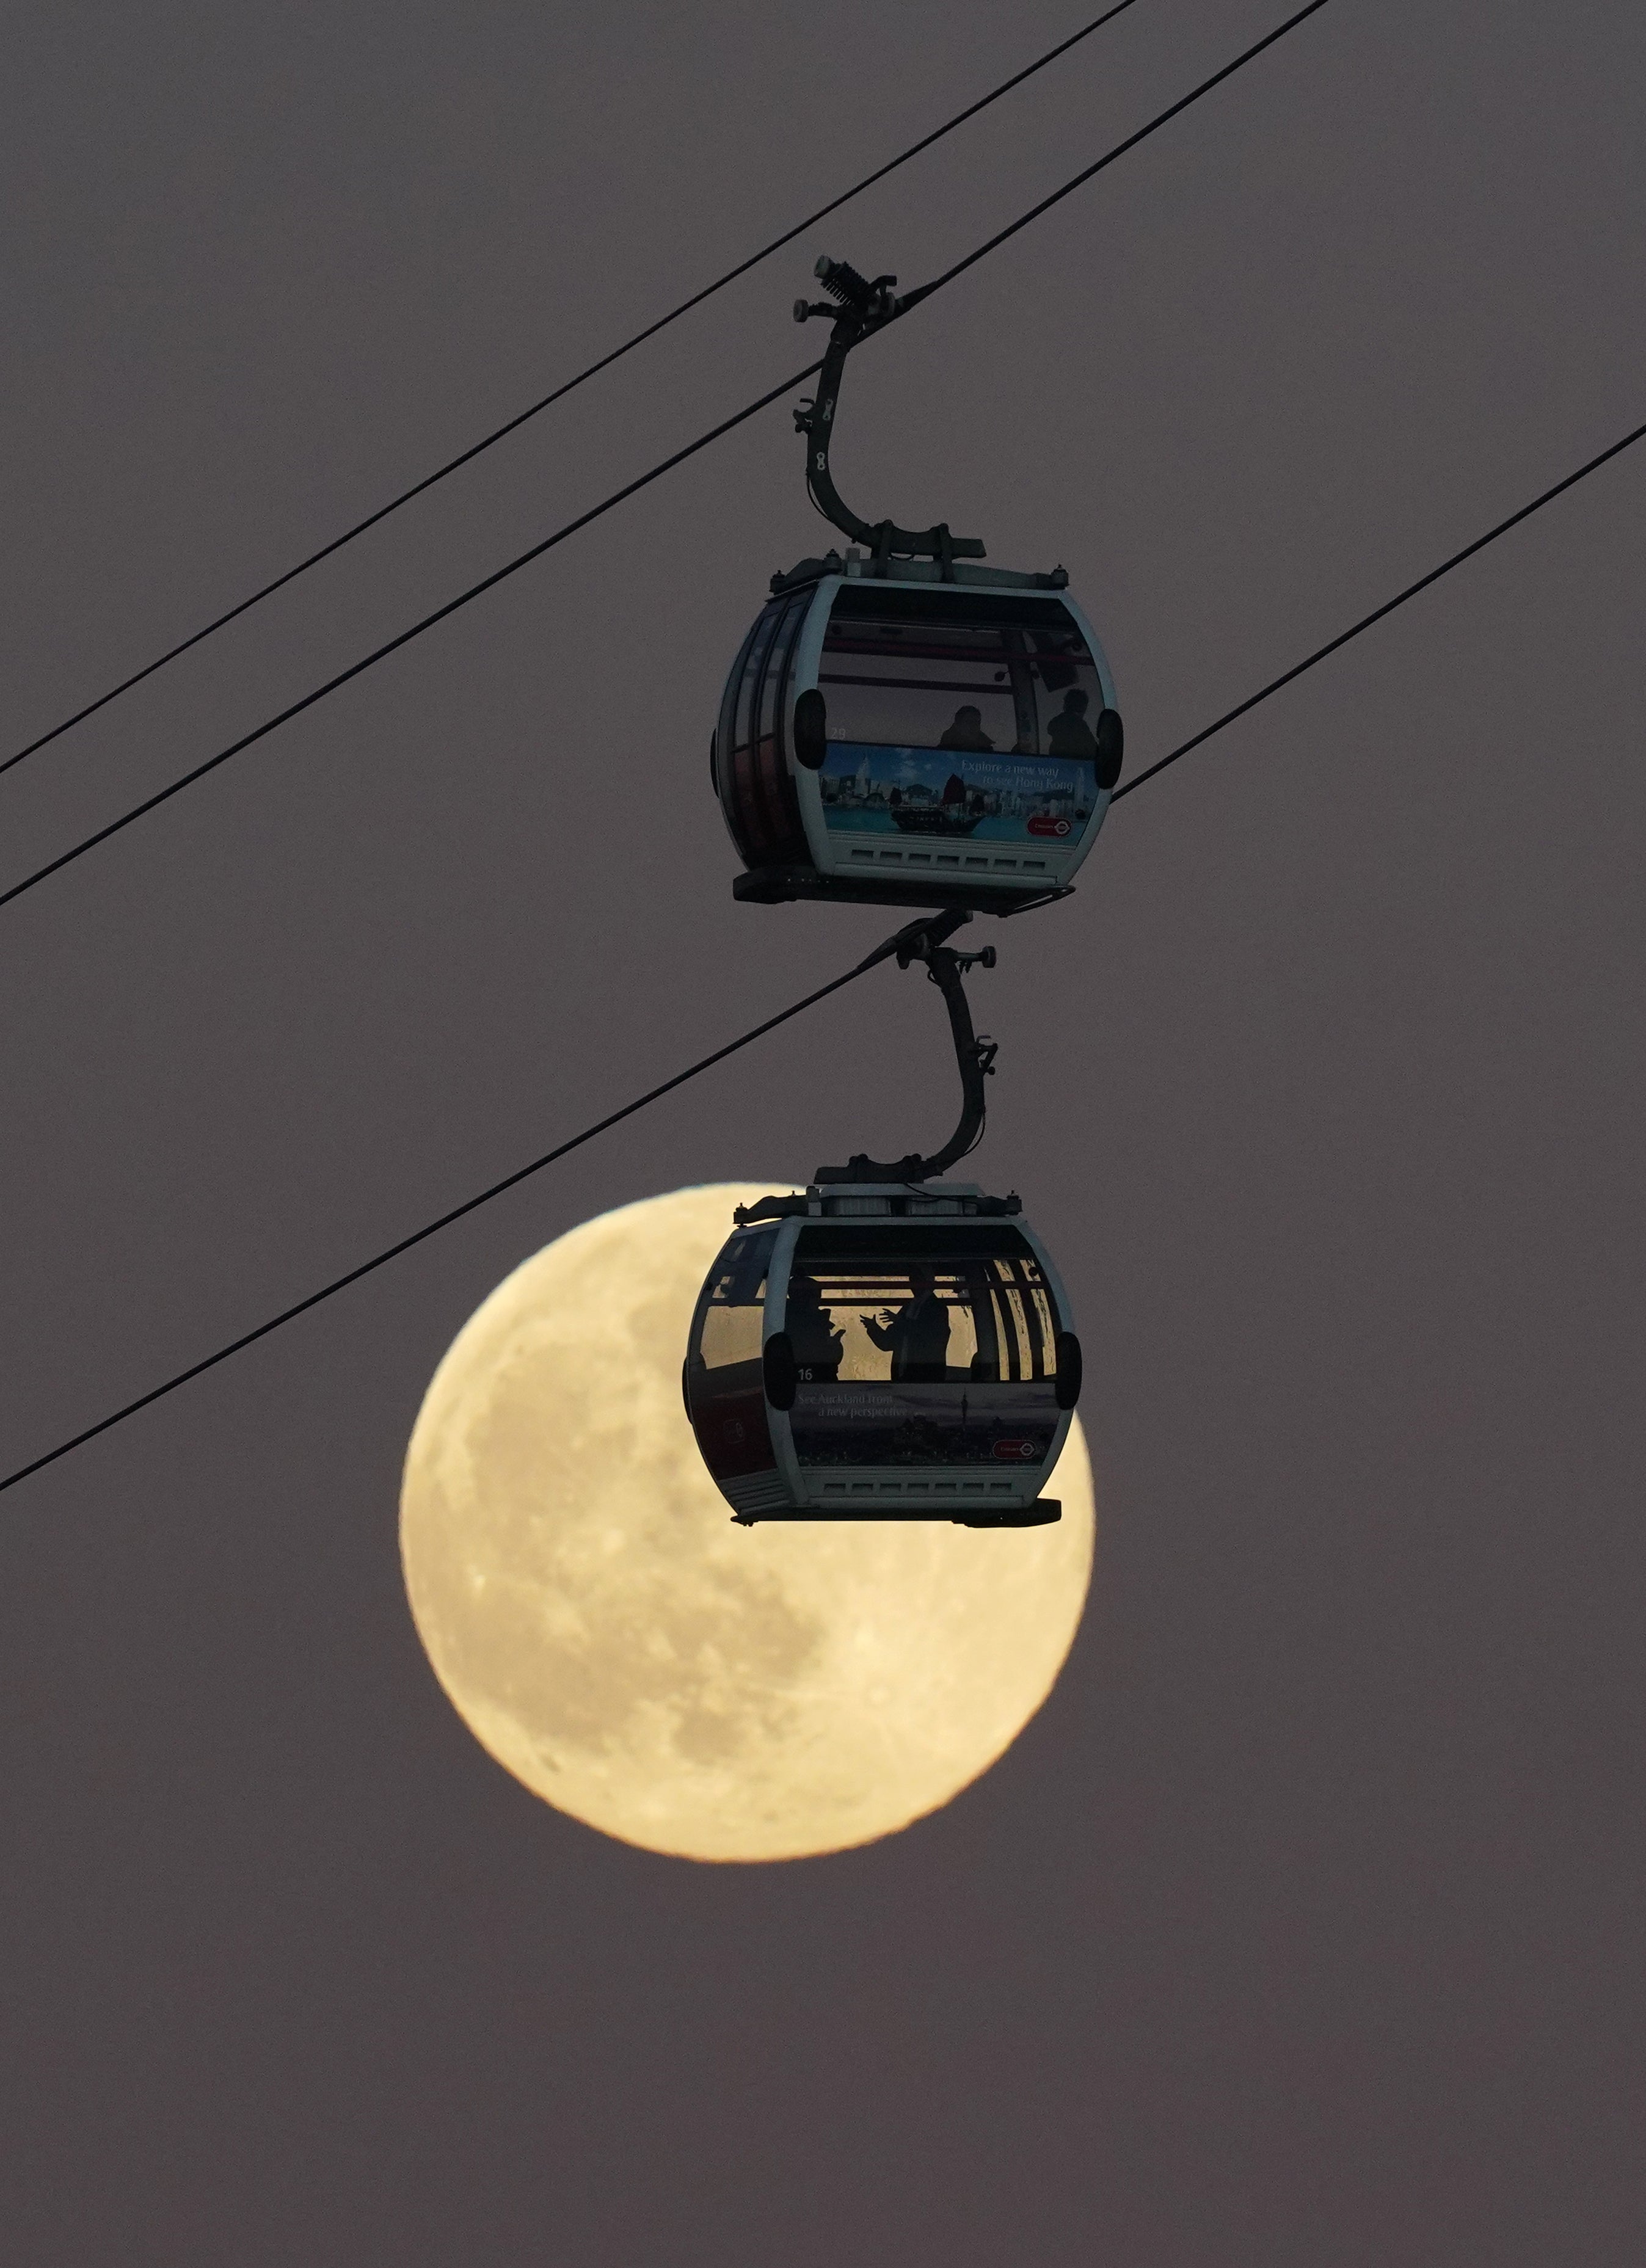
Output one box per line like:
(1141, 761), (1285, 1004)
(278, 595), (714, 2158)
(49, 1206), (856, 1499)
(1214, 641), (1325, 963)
(0, 939), (897, 1499)
(1112, 415), (1646, 802)
(5, 1), (1144, 779)
(0, 0), (1334, 920)
(2, 404), (1641, 1501)
(0, 362), (826, 915)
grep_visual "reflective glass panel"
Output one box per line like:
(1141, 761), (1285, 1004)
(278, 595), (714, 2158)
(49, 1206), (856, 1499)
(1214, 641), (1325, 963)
(691, 1228), (775, 1368)
(817, 589), (1105, 856)
(733, 608), (780, 755)
(785, 1226), (1063, 1471)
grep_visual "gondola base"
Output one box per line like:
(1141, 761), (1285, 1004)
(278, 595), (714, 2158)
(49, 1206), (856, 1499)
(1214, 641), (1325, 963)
(731, 1499), (1062, 1529)
(734, 867), (1072, 917)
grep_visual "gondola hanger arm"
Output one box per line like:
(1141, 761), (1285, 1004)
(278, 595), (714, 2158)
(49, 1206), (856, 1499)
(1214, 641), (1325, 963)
(815, 910), (999, 1183)
(732, 909), (1002, 1226)
(792, 256), (984, 572)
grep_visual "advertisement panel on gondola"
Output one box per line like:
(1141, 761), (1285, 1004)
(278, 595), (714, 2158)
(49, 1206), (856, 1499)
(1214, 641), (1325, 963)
(818, 743), (1098, 848)
(788, 1379), (1060, 1471)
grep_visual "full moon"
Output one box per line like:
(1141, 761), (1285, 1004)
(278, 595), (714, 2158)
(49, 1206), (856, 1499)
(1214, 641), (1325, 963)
(400, 1185), (1095, 1862)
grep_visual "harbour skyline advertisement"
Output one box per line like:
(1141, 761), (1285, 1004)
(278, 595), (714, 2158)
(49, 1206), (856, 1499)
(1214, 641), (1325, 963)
(818, 740), (1098, 845)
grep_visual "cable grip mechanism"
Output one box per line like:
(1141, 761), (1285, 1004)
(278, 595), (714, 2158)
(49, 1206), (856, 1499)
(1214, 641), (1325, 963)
(791, 256), (985, 575)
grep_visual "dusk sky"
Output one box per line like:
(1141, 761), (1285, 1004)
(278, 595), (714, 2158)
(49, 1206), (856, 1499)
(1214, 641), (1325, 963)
(2, 4), (1642, 2261)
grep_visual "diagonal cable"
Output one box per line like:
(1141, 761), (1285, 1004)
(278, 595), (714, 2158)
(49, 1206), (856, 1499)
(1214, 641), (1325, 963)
(2, 400), (1641, 1500)
(0, 0), (1335, 918)
(905, 0), (1329, 310)
(0, 360), (822, 915)
(0, 921), (922, 1499)
(1112, 415), (1646, 801)
(4, 1), (1143, 777)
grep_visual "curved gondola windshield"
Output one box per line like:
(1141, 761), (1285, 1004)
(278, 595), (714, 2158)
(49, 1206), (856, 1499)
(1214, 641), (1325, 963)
(784, 1224), (1066, 1474)
(816, 587), (1105, 861)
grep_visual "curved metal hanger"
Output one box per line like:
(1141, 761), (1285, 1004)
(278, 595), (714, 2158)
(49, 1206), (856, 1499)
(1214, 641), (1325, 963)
(792, 258), (986, 575)
(813, 910), (999, 1183)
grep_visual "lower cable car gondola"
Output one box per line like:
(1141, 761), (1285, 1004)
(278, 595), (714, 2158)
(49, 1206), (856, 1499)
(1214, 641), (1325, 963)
(712, 256), (1124, 916)
(683, 912), (1082, 1526)
(685, 1179), (1079, 1527)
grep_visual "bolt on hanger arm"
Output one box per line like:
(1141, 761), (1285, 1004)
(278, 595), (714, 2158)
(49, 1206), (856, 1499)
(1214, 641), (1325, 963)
(814, 910), (999, 1183)
(793, 257), (986, 572)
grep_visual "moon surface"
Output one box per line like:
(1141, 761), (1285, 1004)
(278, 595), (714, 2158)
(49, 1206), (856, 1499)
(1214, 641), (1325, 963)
(399, 1185), (1095, 1863)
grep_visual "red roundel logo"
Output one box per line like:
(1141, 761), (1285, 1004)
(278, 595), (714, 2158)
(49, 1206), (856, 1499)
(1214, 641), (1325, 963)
(1027, 815), (1072, 838)
(992, 1438), (1038, 1461)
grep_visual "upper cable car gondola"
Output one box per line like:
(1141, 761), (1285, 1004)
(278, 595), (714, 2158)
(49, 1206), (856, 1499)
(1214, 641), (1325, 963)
(712, 257), (1124, 915)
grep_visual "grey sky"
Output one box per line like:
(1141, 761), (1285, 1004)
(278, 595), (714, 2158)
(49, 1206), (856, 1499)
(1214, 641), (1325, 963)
(2, 4), (1642, 2261)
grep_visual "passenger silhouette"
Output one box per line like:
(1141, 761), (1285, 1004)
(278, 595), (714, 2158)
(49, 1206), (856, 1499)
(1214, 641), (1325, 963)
(1045, 688), (1099, 758)
(785, 1274), (843, 1381)
(938, 704), (996, 753)
(864, 1265), (950, 1383)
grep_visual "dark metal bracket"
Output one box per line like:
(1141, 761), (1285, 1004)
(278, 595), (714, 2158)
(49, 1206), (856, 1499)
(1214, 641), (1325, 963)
(792, 257), (986, 574)
(814, 909), (999, 1182)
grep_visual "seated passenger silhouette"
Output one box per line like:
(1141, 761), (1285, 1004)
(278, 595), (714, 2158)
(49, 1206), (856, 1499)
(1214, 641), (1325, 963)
(864, 1265), (950, 1383)
(785, 1274), (843, 1381)
(939, 705), (996, 753)
(1046, 688), (1099, 758)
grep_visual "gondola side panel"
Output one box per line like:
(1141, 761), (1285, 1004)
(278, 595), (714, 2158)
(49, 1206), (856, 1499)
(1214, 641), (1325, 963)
(685, 1226), (782, 1487)
(718, 596), (814, 873)
(713, 614), (762, 865)
(689, 1362), (779, 1483)
(787, 577), (840, 874)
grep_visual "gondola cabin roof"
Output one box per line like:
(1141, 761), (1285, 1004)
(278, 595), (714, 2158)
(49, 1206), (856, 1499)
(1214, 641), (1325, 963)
(714, 554), (1123, 915)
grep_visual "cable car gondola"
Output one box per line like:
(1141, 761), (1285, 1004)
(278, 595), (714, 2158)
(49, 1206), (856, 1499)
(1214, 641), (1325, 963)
(712, 257), (1124, 915)
(683, 912), (1083, 1525)
(685, 1180), (1080, 1527)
